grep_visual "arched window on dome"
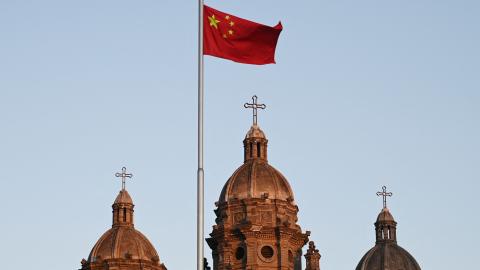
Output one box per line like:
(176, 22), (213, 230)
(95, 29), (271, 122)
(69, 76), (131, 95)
(123, 208), (127, 222)
(257, 142), (261, 157)
(249, 142), (253, 158)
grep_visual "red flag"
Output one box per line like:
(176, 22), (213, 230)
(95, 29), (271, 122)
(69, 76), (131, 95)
(203, 5), (283, 65)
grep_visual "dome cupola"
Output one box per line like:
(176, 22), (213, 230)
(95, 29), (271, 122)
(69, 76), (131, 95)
(355, 186), (421, 270)
(80, 167), (167, 270)
(219, 96), (295, 203)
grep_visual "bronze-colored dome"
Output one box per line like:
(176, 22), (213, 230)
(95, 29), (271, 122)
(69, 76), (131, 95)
(219, 160), (295, 203)
(219, 124), (295, 203)
(355, 242), (421, 270)
(82, 187), (167, 270)
(88, 226), (160, 263)
(356, 203), (421, 270)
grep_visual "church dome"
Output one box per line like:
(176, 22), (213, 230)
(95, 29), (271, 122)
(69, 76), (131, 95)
(356, 188), (421, 270)
(82, 180), (167, 270)
(355, 242), (421, 270)
(219, 160), (295, 203)
(88, 226), (160, 263)
(219, 124), (295, 203)
(208, 98), (311, 270)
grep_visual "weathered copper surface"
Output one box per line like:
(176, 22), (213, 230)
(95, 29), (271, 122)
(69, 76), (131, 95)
(355, 189), (421, 270)
(207, 124), (311, 270)
(80, 189), (167, 270)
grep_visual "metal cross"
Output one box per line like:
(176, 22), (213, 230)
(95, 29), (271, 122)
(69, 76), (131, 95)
(115, 167), (133, 190)
(244, 95), (266, 125)
(376, 186), (393, 208)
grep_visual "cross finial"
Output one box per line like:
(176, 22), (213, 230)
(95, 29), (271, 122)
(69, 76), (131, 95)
(244, 95), (266, 125)
(376, 186), (393, 208)
(115, 167), (133, 190)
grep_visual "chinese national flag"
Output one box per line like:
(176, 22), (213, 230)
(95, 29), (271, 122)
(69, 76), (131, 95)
(203, 5), (283, 65)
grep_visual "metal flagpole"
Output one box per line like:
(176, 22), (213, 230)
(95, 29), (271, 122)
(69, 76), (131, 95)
(197, 1), (204, 270)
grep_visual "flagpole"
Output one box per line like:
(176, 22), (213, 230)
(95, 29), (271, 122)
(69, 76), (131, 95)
(197, 0), (204, 270)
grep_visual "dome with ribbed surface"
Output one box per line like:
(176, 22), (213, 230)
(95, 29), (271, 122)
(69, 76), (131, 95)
(355, 242), (421, 270)
(355, 206), (421, 270)
(207, 118), (310, 270)
(219, 160), (295, 203)
(81, 187), (167, 270)
(219, 124), (295, 203)
(88, 226), (159, 262)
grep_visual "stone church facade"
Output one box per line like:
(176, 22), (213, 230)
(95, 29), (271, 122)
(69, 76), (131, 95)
(79, 98), (421, 270)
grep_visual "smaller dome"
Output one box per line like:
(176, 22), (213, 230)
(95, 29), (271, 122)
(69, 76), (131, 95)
(88, 226), (160, 263)
(114, 190), (133, 204)
(355, 242), (421, 270)
(376, 207), (395, 223)
(245, 124), (266, 139)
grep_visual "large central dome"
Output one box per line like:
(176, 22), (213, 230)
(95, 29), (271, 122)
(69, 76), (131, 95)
(207, 118), (310, 270)
(219, 160), (295, 203)
(219, 124), (295, 203)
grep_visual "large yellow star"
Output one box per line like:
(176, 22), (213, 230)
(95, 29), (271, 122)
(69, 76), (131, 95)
(208, 15), (220, 29)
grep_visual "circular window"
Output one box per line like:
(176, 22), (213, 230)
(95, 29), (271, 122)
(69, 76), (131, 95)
(261, 246), (274, 259)
(235, 247), (245, 260)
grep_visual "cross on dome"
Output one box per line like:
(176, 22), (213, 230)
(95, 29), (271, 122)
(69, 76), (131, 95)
(244, 95), (266, 125)
(115, 166), (133, 190)
(376, 186), (393, 209)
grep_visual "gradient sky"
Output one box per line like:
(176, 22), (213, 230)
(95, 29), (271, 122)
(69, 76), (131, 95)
(1, 1), (479, 269)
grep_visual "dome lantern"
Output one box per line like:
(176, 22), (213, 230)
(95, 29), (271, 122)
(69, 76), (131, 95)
(243, 95), (268, 162)
(112, 167), (134, 227)
(374, 186), (397, 243)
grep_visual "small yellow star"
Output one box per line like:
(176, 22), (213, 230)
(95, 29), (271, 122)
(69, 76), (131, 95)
(229, 21), (234, 27)
(228, 30), (234, 35)
(208, 15), (220, 29)
(223, 34), (227, 38)
(225, 15), (230, 20)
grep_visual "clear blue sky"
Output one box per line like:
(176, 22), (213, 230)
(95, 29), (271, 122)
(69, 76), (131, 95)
(1, 1), (478, 269)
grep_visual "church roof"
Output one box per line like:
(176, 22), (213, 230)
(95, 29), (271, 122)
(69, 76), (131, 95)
(219, 159), (295, 203)
(245, 124), (266, 139)
(88, 226), (160, 263)
(355, 242), (421, 270)
(356, 188), (421, 270)
(376, 207), (395, 223)
(81, 171), (167, 270)
(114, 189), (133, 204)
(219, 124), (295, 203)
